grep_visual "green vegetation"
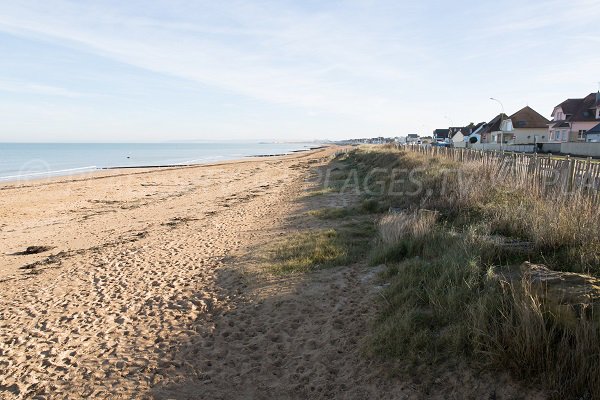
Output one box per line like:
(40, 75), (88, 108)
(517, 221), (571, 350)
(305, 187), (335, 197)
(340, 146), (600, 274)
(338, 146), (600, 399)
(269, 145), (600, 398)
(306, 200), (383, 220)
(369, 213), (600, 398)
(307, 207), (354, 220)
(265, 220), (375, 274)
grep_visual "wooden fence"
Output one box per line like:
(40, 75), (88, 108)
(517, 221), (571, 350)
(403, 144), (600, 201)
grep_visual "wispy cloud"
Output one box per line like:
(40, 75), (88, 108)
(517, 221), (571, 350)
(0, 0), (598, 140)
(0, 79), (84, 97)
(0, 1), (423, 124)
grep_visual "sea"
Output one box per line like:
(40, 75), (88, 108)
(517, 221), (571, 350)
(0, 142), (322, 182)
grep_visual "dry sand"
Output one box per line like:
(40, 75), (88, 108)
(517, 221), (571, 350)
(0, 147), (545, 399)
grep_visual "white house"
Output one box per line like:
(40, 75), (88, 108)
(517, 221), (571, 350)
(479, 114), (513, 144)
(406, 134), (419, 144)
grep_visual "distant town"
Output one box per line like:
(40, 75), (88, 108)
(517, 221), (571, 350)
(344, 90), (600, 158)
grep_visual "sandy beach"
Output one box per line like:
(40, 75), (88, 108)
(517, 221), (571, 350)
(0, 147), (542, 399)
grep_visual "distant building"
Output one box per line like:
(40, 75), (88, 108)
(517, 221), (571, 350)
(507, 106), (549, 144)
(449, 127), (467, 147)
(432, 129), (450, 143)
(549, 92), (600, 142)
(447, 123), (485, 146)
(460, 122), (486, 145)
(406, 134), (419, 143)
(478, 114), (512, 144)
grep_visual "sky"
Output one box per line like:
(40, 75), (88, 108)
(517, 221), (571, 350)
(0, 0), (599, 142)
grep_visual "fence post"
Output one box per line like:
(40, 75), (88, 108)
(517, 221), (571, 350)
(565, 155), (574, 193)
(585, 157), (593, 191)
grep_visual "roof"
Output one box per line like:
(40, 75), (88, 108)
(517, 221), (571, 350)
(588, 123), (600, 135)
(549, 120), (570, 128)
(433, 129), (449, 139)
(509, 106), (550, 129)
(448, 126), (462, 134)
(407, 134), (419, 138)
(553, 92), (600, 122)
(555, 98), (582, 115)
(480, 113), (509, 134)
(470, 122), (486, 134)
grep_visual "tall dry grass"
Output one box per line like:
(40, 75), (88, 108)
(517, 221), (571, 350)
(343, 147), (600, 398)
(361, 146), (600, 274)
(378, 210), (438, 245)
(472, 277), (600, 398)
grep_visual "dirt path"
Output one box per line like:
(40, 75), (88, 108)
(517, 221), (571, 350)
(0, 148), (541, 399)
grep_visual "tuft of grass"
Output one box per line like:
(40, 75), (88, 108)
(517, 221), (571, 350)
(360, 198), (383, 213)
(307, 201), (385, 220)
(265, 220), (375, 274)
(268, 229), (345, 273)
(471, 279), (600, 398)
(306, 187), (335, 197)
(307, 207), (354, 220)
(378, 210), (438, 245)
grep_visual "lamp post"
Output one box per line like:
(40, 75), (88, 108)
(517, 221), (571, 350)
(490, 97), (504, 150)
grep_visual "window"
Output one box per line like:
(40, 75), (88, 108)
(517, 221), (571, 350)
(578, 130), (587, 141)
(562, 130), (568, 141)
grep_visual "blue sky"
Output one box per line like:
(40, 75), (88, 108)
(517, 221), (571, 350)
(0, 0), (599, 142)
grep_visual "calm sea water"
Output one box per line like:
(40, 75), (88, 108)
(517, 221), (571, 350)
(0, 142), (320, 182)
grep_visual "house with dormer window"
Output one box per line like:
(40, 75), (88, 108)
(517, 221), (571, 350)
(548, 92), (600, 142)
(507, 106), (549, 144)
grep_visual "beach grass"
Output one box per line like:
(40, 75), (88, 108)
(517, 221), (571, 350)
(264, 219), (375, 274)
(331, 146), (600, 399)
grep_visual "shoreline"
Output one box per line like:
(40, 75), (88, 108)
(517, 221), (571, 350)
(0, 145), (331, 188)
(0, 145), (337, 278)
(0, 143), (329, 185)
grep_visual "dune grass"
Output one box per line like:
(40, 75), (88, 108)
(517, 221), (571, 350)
(339, 146), (600, 399)
(267, 145), (600, 398)
(265, 220), (375, 274)
(307, 207), (354, 220)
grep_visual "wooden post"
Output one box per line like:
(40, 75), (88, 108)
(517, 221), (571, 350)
(564, 155), (574, 193)
(585, 157), (593, 192)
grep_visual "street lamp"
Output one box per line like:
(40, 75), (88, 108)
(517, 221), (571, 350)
(490, 97), (504, 150)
